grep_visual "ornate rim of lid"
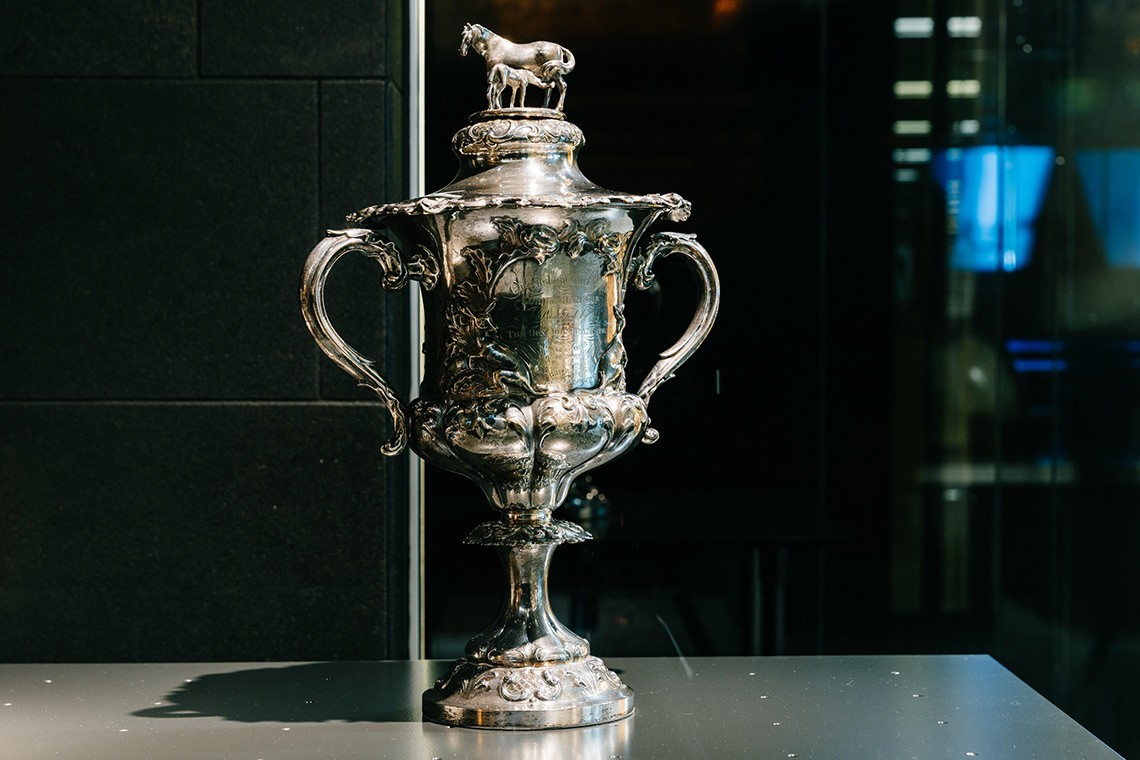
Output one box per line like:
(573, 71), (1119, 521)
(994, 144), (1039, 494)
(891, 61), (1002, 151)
(348, 191), (692, 224)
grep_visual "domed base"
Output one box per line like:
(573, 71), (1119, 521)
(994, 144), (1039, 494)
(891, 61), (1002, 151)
(423, 656), (634, 729)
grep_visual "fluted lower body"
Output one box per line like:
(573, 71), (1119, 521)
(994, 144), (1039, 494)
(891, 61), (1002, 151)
(410, 390), (648, 517)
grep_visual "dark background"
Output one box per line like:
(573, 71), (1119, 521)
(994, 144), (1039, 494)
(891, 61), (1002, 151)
(422, 0), (893, 662)
(0, 0), (412, 662)
(419, 2), (1140, 757)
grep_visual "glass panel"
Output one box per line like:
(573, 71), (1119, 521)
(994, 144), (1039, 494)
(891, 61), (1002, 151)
(419, 2), (1138, 754)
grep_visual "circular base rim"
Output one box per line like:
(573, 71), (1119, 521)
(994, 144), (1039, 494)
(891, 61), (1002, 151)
(422, 657), (634, 730)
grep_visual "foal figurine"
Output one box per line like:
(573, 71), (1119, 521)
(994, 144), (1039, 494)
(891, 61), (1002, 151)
(462, 23), (575, 111)
(486, 62), (553, 109)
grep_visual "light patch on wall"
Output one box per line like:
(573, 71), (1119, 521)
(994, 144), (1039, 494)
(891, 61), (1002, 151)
(894, 148), (932, 163)
(712, 0), (743, 26)
(954, 119), (981, 135)
(894, 17), (934, 38)
(894, 120), (933, 135)
(894, 80), (933, 98)
(948, 16), (983, 38)
(947, 79), (981, 98)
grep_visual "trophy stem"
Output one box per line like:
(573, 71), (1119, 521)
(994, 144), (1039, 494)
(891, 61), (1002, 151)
(465, 540), (588, 666)
(422, 518), (634, 729)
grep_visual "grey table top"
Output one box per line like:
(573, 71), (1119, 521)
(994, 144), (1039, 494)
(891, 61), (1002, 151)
(0, 655), (1122, 759)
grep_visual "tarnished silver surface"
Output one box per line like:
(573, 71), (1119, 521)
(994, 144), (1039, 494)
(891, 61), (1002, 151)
(300, 24), (720, 729)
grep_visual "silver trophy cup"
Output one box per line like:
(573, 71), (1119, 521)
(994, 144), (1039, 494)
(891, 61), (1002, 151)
(300, 23), (720, 729)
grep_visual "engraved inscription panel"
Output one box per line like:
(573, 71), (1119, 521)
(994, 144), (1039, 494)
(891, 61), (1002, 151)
(493, 254), (615, 392)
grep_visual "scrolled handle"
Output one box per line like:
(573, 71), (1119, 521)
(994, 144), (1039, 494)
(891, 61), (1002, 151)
(300, 228), (438, 457)
(631, 232), (720, 440)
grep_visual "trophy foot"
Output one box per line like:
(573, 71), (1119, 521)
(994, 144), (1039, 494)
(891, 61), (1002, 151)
(422, 656), (633, 729)
(426, 519), (632, 728)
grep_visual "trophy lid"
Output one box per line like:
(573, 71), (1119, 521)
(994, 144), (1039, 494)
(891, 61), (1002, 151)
(348, 23), (690, 226)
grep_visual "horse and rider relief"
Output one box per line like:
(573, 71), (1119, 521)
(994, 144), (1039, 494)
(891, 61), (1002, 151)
(460, 23), (576, 111)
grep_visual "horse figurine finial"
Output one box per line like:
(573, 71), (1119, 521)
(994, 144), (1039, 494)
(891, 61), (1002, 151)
(459, 23), (575, 112)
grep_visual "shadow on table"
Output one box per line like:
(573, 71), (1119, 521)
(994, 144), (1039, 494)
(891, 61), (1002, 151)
(131, 661), (443, 723)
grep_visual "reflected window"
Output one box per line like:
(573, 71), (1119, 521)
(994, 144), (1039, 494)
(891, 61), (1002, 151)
(947, 16), (983, 38)
(1075, 149), (1140, 267)
(946, 79), (981, 98)
(895, 79), (933, 98)
(932, 145), (1056, 271)
(895, 16), (934, 38)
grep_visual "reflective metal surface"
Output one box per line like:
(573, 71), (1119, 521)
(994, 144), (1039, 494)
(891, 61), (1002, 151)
(300, 24), (720, 729)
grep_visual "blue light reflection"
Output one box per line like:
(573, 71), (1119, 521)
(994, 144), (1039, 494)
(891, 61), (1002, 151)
(1075, 148), (1140, 268)
(932, 145), (1055, 271)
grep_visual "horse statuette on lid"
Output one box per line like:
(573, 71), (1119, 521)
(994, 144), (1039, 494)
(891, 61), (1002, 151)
(460, 23), (575, 111)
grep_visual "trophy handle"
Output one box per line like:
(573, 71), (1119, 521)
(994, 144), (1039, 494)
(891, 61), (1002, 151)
(300, 228), (437, 457)
(631, 231), (721, 410)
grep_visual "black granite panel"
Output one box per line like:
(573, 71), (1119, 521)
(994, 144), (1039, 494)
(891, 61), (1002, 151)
(0, 402), (398, 662)
(320, 81), (401, 231)
(385, 0), (408, 92)
(0, 0), (197, 77)
(0, 80), (322, 400)
(200, 0), (387, 77)
(317, 81), (411, 401)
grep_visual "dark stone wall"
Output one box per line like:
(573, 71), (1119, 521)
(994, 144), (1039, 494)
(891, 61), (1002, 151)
(0, 0), (411, 662)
